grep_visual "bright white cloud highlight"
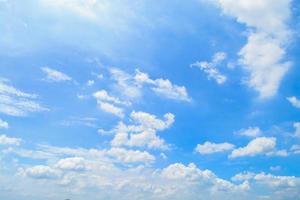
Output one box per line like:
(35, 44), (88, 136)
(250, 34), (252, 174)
(229, 137), (287, 158)
(287, 96), (300, 108)
(111, 111), (175, 150)
(98, 102), (124, 118)
(236, 126), (262, 137)
(195, 141), (234, 154)
(214, 0), (292, 98)
(191, 52), (227, 84)
(21, 165), (60, 179)
(110, 68), (191, 102)
(41, 67), (72, 82)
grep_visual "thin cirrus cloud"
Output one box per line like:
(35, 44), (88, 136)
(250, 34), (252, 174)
(191, 52), (227, 85)
(0, 80), (48, 117)
(212, 0), (292, 98)
(41, 67), (72, 82)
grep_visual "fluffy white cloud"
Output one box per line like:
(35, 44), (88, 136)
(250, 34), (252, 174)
(98, 102), (124, 118)
(287, 96), (300, 108)
(0, 119), (8, 129)
(55, 157), (87, 171)
(293, 122), (300, 137)
(0, 80), (48, 116)
(111, 111), (175, 150)
(22, 165), (60, 179)
(0, 134), (21, 146)
(191, 52), (227, 84)
(106, 148), (155, 164)
(214, 0), (292, 98)
(229, 137), (287, 158)
(134, 69), (191, 102)
(195, 141), (234, 154)
(93, 90), (130, 106)
(109, 68), (191, 102)
(41, 67), (72, 82)
(236, 126), (262, 137)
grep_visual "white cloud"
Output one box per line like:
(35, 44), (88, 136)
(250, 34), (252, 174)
(106, 148), (155, 164)
(293, 122), (300, 137)
(55, 157), (86, 171)
(0, 119), (9, 129)
(134, 69), (191, 102)
(41, 67), (72, 82)
(1, 139), (299, 200)
(195, 141), (234, 154)
(191, 52), (227, 84)
(0, 80), (48, 116)
(0, 134), (21, 146)
(111, 111), (175, 150)
(93, 89), (130, 106)
(291, 145), (300, 154)
(22, 165), (60, 179)
(109, 68), (191, 102)
(287, 96), (300, 108)
(229, 137), (287, 158)
(86, 80), (95, 86)
(236, 126), (262, 137)
(98, 102), (124, 118)
(214, 0), (292, 98)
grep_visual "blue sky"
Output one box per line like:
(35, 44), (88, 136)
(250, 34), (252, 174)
(0, 0), (300, 200)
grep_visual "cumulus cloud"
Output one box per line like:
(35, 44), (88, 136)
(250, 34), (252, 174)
(0, 80), (48, 116)
(55, 157), (87, 171)
(287, 96), (300, 108)
(109, 68), (191, 102)
(21, 165), (60, 179)
(191, 52), (227, 84)
(98, 102), (124, 118)
(93, 90), (130, 106)
(111, 111), (175, 150)
(106, 148), (155, 164)
(0, 119), (8, 129)
(41, 67), (72, 82)
(229, 137), (287, 158)
(195, 141), (234, 154)
(0, 134), (21, 146)
(214, 0), (292, 98)
(236, 127), (262, 137)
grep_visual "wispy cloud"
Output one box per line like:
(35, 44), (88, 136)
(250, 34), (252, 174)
(41, 67), (72, 82)
(0, 80), (48, 117)
(191, 52), (227, 84)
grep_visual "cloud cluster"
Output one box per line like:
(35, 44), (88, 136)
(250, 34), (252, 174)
(110, 111), (175, 150)
(214, 0), (292, 98)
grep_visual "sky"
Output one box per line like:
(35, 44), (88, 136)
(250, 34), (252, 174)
(0, 0), (300, 199)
